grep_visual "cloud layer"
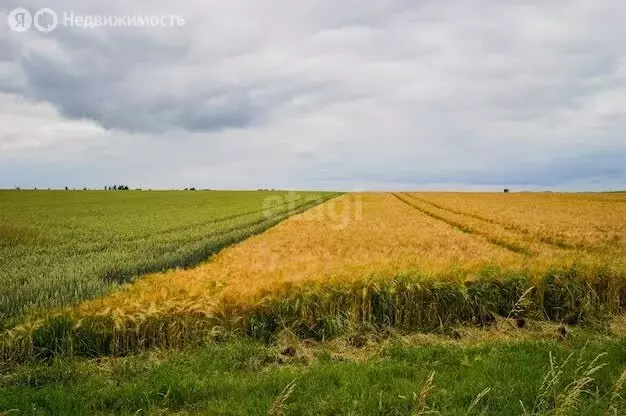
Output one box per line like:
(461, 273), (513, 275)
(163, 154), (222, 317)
(2, 0), (626, 190)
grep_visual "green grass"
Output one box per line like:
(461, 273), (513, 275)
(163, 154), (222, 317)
(1, 331), (624, 415)
(0, 190), (338, 328)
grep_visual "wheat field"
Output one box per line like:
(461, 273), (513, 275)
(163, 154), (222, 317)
(3, 192), (625, 359)
(77, 192), (625, 311)
(0, 190), (336, 327)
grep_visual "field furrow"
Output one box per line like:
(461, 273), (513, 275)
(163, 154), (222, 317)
(397, 193), (593, 262)
(392, 193), (536, 256)
(409, 192), (626, 253)
(405, 193), (580, 250)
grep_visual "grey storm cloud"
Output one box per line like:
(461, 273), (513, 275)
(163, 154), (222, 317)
(1, 0), (626, 190)
(11, 27), (261, 132)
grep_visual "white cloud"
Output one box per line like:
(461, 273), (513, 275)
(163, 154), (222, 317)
(1, 0), (625, 190)
(0, 93), (105, 155)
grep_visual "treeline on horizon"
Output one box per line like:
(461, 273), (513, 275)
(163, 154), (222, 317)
(7, 186), (208, 191)
(4, 186), (626, 193)
(5, 187), (296, 192)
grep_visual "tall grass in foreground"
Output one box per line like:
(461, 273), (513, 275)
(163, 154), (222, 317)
(239, 265), (626, 340)
(268, 346), (625, 415)
(2, 336), (624, 415)
(2, 264), (625, 361)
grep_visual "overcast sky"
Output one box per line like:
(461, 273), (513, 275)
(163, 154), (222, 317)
(1, 0), (625, 191)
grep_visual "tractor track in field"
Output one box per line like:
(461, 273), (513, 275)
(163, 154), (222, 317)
(391, 193), (535, 256)
(10, 195), (340, 261)
(402, 194), (581, 250)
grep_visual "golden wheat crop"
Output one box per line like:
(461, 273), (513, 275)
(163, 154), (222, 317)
(4, 192), (625, 359)
(77, 193), (518, 313)
(77, 192), (623, 315)
(408, 192), (626, 252)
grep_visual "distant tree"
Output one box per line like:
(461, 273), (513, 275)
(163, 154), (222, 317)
(65, 186), (69, 191)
